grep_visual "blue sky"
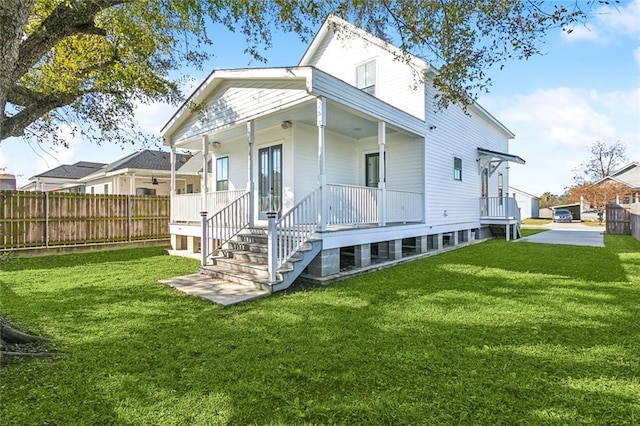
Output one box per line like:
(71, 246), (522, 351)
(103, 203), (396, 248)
(1, 0), (639, 196)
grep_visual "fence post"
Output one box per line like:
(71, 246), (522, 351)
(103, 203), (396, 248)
(200, 211), (208, 266)
(267, 211), (278, 283)
(44, 192), (49, 247)
(127, 195), (132, 242)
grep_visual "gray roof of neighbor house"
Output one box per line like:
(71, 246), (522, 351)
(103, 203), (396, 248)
(99, 149), (191, 173)
(30, 161), (106, 180)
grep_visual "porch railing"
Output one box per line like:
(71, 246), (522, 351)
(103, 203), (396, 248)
(326, 184), (380, 225)
(275, 188), (321, 270)
(173, 189), (248, 223)
(387, 189), (424, 223)
(205, 192), (250, 260)
(480, 196), (520, 219)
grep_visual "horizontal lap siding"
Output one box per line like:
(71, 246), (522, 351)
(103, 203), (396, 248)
(307, 30), (425, 121)
(425, 88), (511, 227)
(312, 70), (424, 136)
(172, 81), (310, 144)
(293, 124), (320, 202)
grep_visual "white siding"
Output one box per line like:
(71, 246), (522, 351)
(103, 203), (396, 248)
(424, 88), (511, 227)
(614, 165), (640, 187)
(307, 30), (425, 121)
(171, 80), (311, 144)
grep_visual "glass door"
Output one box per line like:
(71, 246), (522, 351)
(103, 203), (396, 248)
(258, 144), (282, 219)
(365, 153), (380, 188)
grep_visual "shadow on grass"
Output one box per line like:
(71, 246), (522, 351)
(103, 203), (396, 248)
(0, 238), (638, 424)
(1, 247), (170, 272)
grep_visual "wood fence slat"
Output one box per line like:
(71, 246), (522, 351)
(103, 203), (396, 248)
(606, 203), (631, 235)
(0, 191), (169, 249)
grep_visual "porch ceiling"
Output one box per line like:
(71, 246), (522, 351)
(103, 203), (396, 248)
(176, 99), (416, 150)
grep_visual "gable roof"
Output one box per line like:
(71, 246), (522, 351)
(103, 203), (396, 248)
(30, 161), (106, 180)
(591, 161), (639, 189)
(99, 149), (190, 174)
(509, 186), (539, 199)
(611, 161), (639, 177)
(299, 15), (515, 139)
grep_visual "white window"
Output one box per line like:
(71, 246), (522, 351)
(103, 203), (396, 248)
(356, 60), (376, 95)
(453, 157), (462, 181)
(216, 156), (229, 191)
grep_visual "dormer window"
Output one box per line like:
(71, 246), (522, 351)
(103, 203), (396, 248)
(356, 60), (376, 95)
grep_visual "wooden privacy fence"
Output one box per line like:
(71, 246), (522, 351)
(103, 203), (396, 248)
(605, 203), (631, 235)
(0, 191), (169, 249)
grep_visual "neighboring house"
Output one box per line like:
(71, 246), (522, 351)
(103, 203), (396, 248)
(0, 174), (17, 191)
(161, 15), (525, 293)
(592, 162), (640, 205)
(510, 187), (539, 219)
(80, 149), (195, 196)
(22, 161), (106, 192)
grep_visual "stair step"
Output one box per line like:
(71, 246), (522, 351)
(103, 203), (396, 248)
(214, 257), (270, 279)
(200, 266), (279, 291)
(227, 241), (268, 254)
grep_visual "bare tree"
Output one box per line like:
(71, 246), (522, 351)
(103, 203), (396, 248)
(572, 140), (629, 185)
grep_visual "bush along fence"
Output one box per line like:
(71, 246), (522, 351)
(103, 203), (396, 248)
(0, 191), (170, 249)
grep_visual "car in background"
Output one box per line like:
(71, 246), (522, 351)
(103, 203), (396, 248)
(553, 209), (573, 223)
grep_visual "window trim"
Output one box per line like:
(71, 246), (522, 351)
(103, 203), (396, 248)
(216, 156), (229, 191)
(356, 59), (377, 95)
(453, 157), (463, 181)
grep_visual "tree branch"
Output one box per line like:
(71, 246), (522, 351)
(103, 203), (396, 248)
(0, 91), (85, 139)
(12, 0), (129, 84)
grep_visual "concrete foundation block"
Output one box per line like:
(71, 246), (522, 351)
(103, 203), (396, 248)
(307, 248), (340, 277)
(389, 239), (402, 260)
(187, 236), (201, 253)
(355, 243), (371, 268)
(415, 236), (428, 254)
(171, 234), (187, 251)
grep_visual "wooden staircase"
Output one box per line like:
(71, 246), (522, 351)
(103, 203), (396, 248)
(200, 228), (322, 293)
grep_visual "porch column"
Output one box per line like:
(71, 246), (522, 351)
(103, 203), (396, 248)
(378, 121), (387, 226)
(201, 134), (209, 212)
(423, 137), (428, 223)
(130, 174), (135, 194)
(247, 121), (255, 228)
(317, 96), (327, 232)
(201, 135), (209, 261)
(170, 145), (176, 222)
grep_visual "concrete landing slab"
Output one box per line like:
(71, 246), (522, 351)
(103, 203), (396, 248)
(518, 230), (604, 247)
(159, 274), (270, 306)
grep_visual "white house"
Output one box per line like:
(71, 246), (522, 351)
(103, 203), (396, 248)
(79, 149), (197, 196)
(161, 16), (525, 293)
(510, 187), (540, 219)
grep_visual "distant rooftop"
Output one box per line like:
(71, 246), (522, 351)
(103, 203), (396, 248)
(30, 161), (106, 180)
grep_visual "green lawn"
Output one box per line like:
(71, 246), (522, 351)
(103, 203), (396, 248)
(1, 238), (639, 425)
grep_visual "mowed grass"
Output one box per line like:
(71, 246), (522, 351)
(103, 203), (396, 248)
(1, 238), (639, 425)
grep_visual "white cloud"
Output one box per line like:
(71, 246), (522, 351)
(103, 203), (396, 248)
(495, 86), (640, 196)
(0, 149), (8, 172)
(634, 46), (640, 67)
(33, 125), (82, 174)
(563, 0), (640, 43)
(133, 100), (174, 135)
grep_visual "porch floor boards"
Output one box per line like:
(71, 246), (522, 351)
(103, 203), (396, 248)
(159, 274), (270, 306)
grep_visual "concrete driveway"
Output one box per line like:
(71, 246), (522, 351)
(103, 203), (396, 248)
(518, 221), (605, 247)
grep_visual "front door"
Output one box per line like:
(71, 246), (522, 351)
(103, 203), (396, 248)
(258, 144), (282, 219)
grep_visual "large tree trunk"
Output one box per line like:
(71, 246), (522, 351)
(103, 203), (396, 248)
(0, 315), (47, 344)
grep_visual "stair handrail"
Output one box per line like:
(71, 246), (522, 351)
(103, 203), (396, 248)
(206, 191), (250, 261)
(275, 187), (321, 270)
